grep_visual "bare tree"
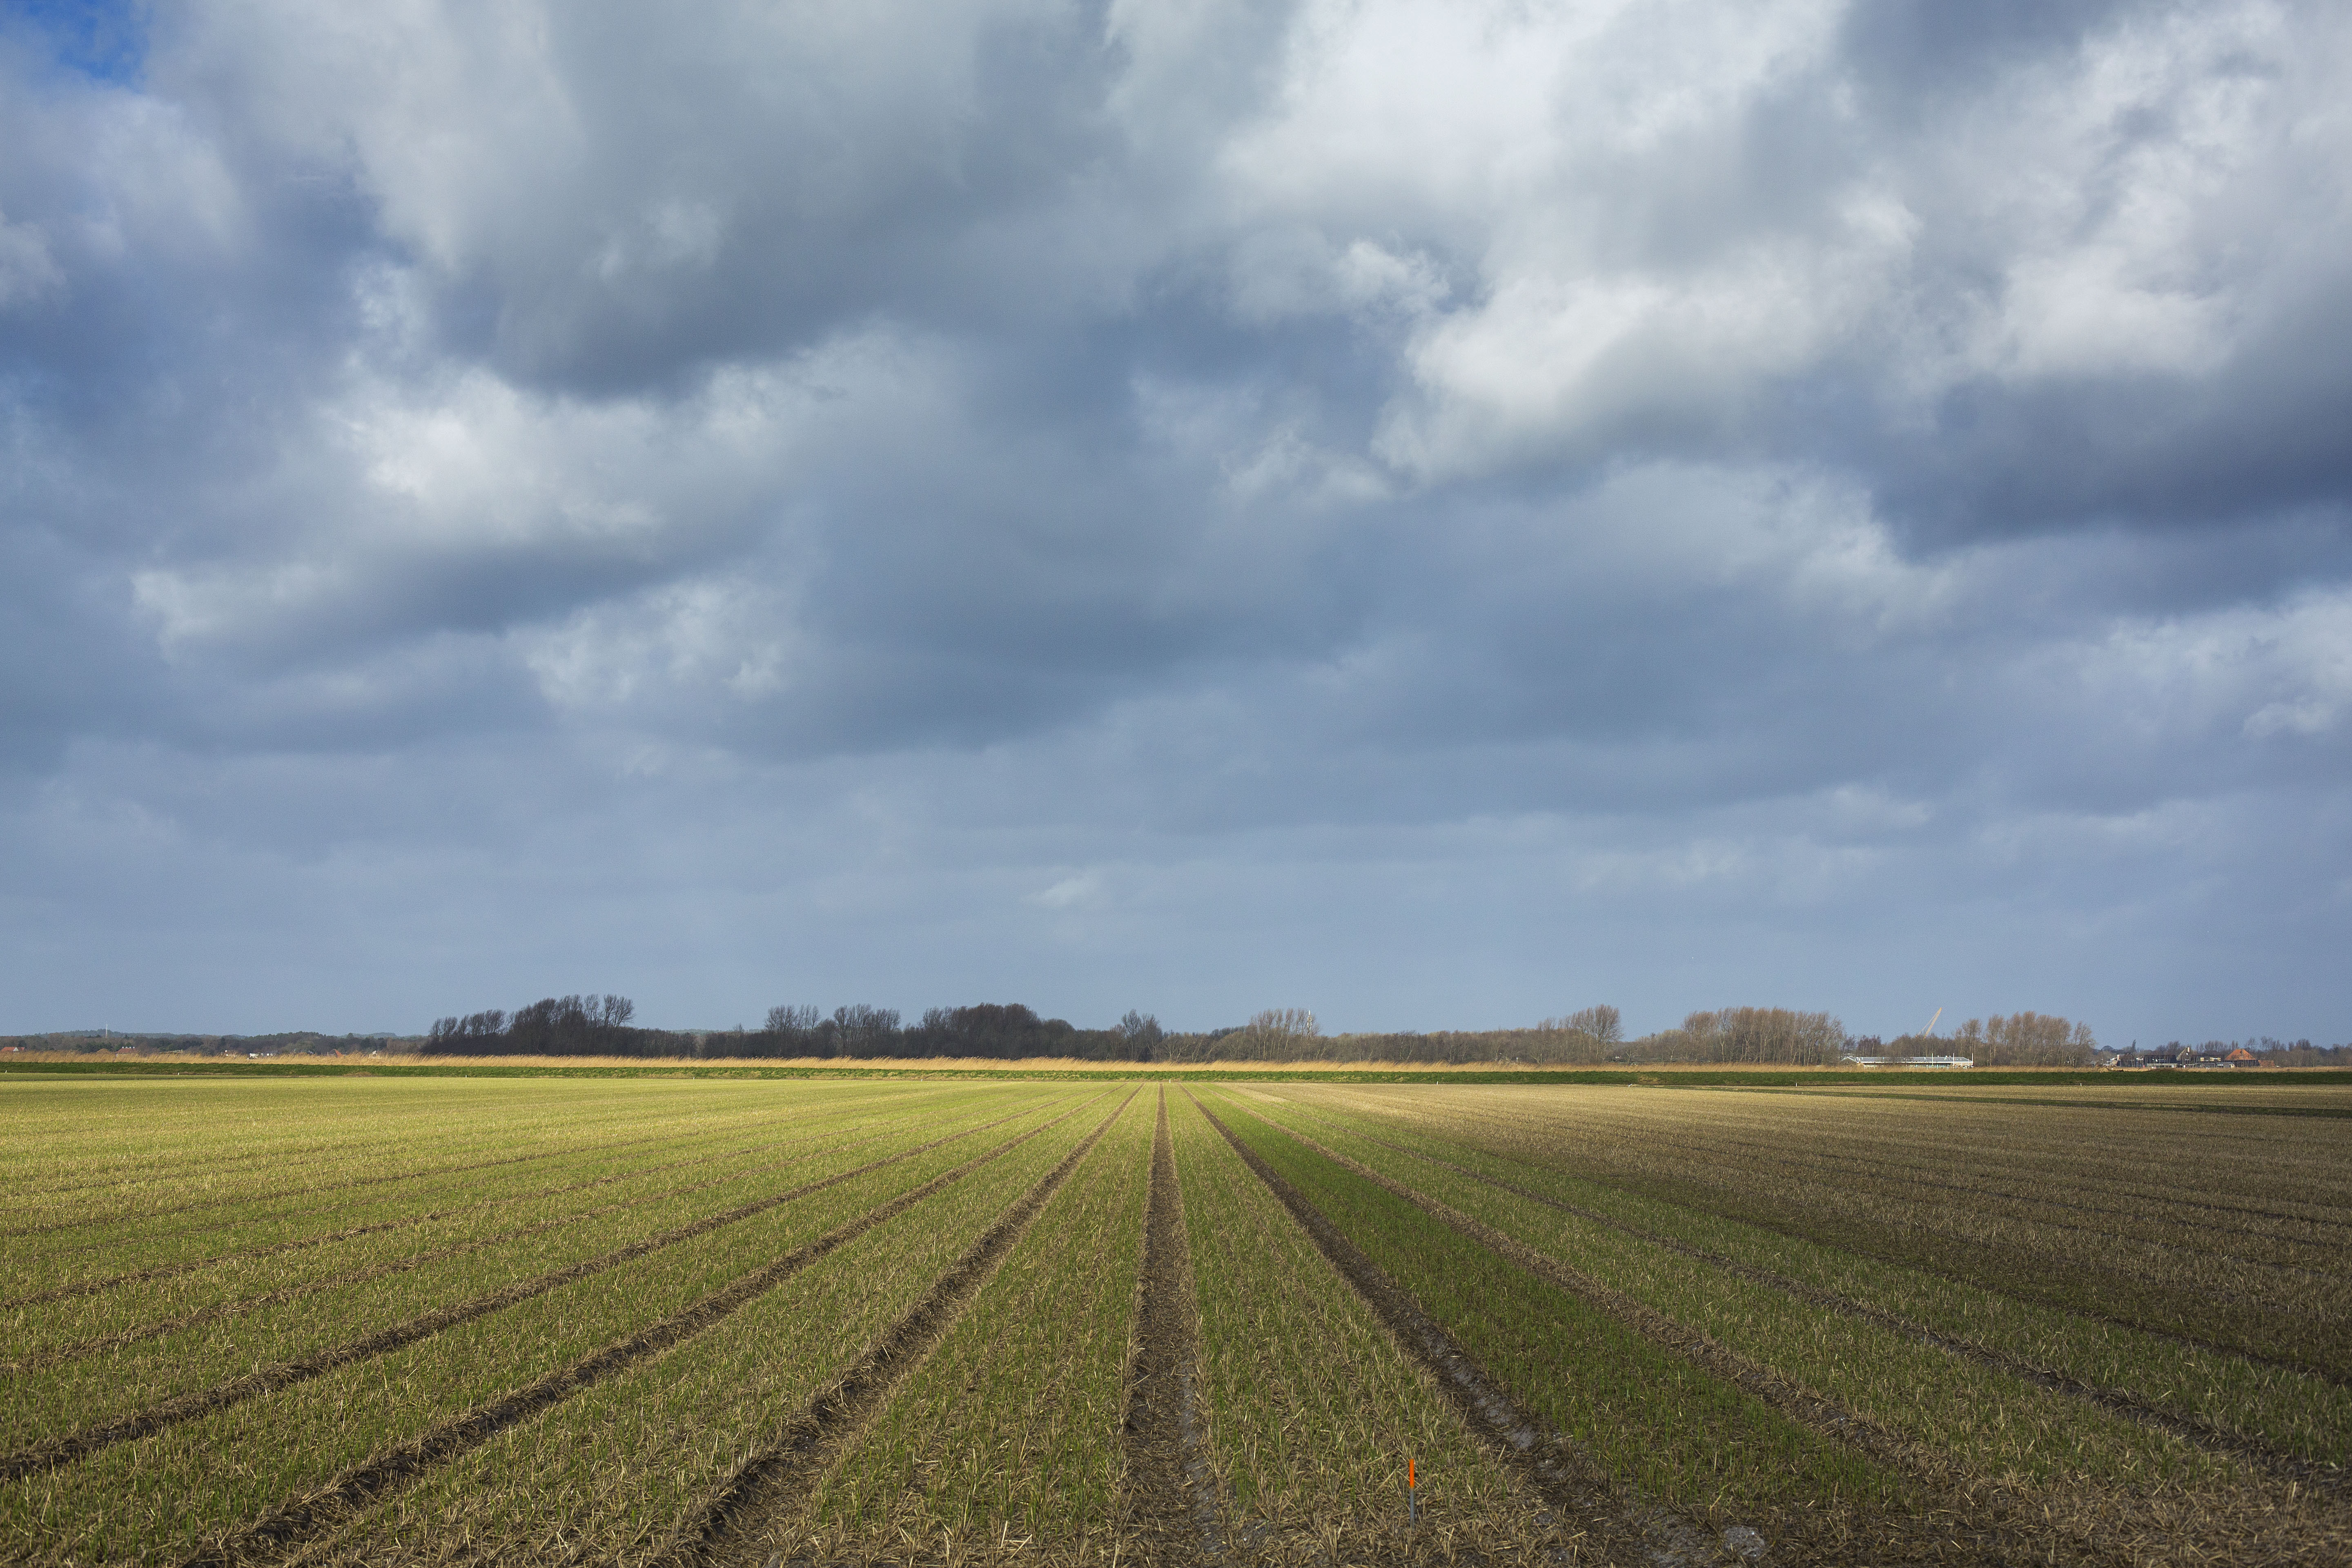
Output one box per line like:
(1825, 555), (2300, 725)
(1970, 1011), (2097, 1066)
(1232, 1008), (1319, 1060)
(1539, 1004), (1622, 1045)
(1566, 1004), (1621, 1045)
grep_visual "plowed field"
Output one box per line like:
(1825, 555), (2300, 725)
(4, 1072), (2345, 1565)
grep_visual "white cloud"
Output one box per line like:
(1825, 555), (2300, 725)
(1992, 583), (2352, 759)
(127, 322), (950, 659)
(1029, 869), (1105, 909)
(1378, 200), (1915, 476)
(521, 574), (800, 713)
(1903, 2), (2352, 389)
(4, 0), (2350, 1043)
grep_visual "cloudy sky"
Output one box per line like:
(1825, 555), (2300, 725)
(2, 0), (2347, 1043)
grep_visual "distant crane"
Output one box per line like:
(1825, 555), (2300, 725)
(1923, 1007), (1943, 1038)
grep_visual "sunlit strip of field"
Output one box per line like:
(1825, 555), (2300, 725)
(3, 1073), (2345, 1566)
(304, 1098), (1114, 1567)
(802, 1091), (1154, 1559)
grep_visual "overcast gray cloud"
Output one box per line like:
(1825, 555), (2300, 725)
(2, 0), (2347, 1042)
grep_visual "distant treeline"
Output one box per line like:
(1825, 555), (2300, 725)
(405, 998), (2349, 1067)
(25, 1002), (2345, 1067)
(416, 999), (1784, 1065)
(1850, 1011), (2102, 1067)
(422, 998), (1163, 1061)
(1624, 1007), (1851, 1066)
(415, 1000), (1635, 1063)
(1152, 1006), (1629, 1065)
(1, 1031), (395, 1057)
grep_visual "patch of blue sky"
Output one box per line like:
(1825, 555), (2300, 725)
(4, 0), (147, 85)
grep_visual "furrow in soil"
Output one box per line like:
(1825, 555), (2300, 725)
(1186, 1092), (1733, 1568)
(1304, 1107), (2348, 1488)
(1117, 1088), (1219, 1567)
(665, 1090), (1138, 1568)
(0, 1104), (1062, 1483)
(169, 1094), (1106, 1568)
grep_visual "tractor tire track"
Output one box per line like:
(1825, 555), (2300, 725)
(1294, 1106), (2349, 1490)
(0, 1101), (1079, 1483)
(663, 1091), (1137, 1568)
(1188, 1094), (1735, 1568)
(1116, 1088), (1219, 1566)
(169, 1093), (1108, 1568)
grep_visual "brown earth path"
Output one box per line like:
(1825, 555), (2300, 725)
(1115, 1087), (1218, 1567)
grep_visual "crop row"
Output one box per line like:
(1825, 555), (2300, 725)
(1314, 1083), (2352, 1381)
(2, 1080), (1027, 1279)
(1165, 1089), (1545, 1564)
(1206, 1085), (2347, 1564)
(2, 1090), (1097, 1563)
(5, 1096), (1063, 1461)
(0, 1077), (862, 1232)
(295, 1095), (1126, 1567)
(1288, 1082), (2352, 1457)
(11, 1076), (2348, 1566)
(800, 1089), (1156, 1558)
(5, 1083), (1033, 1352)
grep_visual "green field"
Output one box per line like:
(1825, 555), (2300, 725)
(3, 1072), (2345, 1564)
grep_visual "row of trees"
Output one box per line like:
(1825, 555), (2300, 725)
(411, 998), (2349, 1069)
(1624, 1007), (1851, 1066)
(423, 995), (687, 1058)
(1143, 1004), (1628, 1065)
(27, 1004), (2345, 1066)
(1854, 1011), (2098, 1067)
(420, 999), (1164, 1061)
(418, 997), (1633, 1063)
(727, 1002), (1163, 1061)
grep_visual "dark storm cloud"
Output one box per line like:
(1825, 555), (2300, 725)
(1842, 0), (2146, 104)
(1, 0), (2347, 1042)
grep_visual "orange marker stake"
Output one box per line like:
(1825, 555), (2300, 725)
(1408, 1456), (1418, 1524)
